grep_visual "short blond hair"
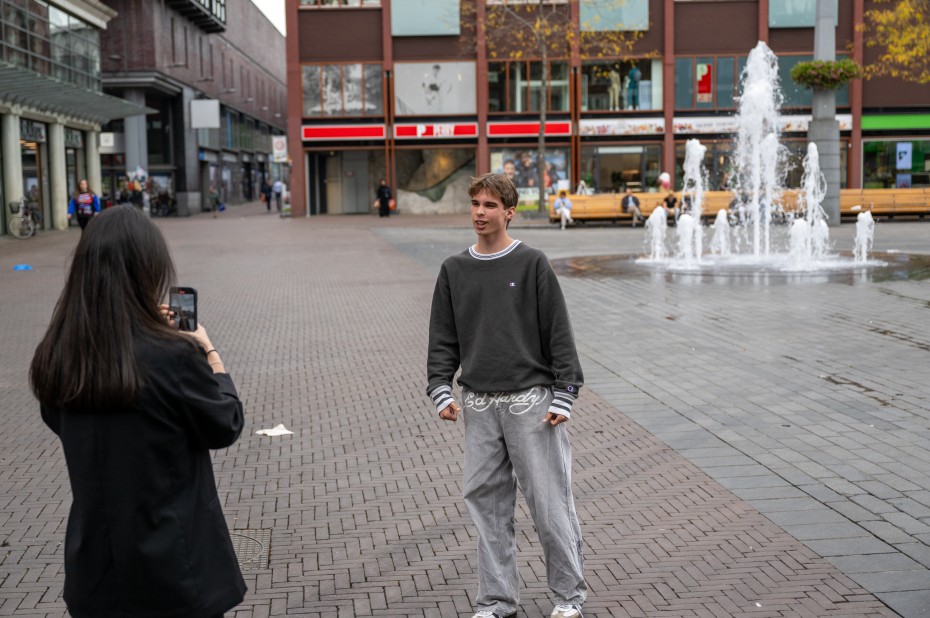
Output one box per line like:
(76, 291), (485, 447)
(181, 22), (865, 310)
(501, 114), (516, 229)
(468, 173), (518, 210)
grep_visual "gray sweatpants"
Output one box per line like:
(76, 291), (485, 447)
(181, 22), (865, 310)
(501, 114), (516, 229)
(462, 385), (586, 615)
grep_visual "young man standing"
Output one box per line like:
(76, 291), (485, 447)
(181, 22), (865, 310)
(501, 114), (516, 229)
(427, 173), (587, 618)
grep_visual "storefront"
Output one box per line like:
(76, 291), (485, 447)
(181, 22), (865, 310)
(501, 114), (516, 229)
(862, 139), (930, 189)
(20, 119), (50, 229)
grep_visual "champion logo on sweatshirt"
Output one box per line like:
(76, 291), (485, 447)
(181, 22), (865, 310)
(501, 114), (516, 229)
(509, 282), (516, 287)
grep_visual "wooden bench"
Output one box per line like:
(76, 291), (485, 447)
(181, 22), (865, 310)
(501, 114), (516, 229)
(549, 188), (930, 224)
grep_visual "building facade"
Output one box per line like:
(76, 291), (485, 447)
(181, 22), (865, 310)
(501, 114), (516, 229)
(100, 0), (288, 214)
(0, 0), (149, 235)
(285, 0), (930, 217)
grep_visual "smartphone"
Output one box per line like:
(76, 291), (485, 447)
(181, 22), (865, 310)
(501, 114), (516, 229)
(169, 287), (197, 332)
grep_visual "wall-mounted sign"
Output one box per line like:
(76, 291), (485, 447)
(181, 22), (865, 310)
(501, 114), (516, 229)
(696, 63), (713, 104)
(579, 118), (664, 136)
(896, 142), (913, 170)
(191, 99), (221, 129)
(272, 135), (288, 162)
(20, 119), (47, 142)
(394, 123), (478, 139)
(487, 121), (572, 138)
(671, 114), (853, 134)
(65, 128), (83, 149)
(302, 124), (387, 141)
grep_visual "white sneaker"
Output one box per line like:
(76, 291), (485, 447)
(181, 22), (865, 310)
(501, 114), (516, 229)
(551, 604), (583, 618)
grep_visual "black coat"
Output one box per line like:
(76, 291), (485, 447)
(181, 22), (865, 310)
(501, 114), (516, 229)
(41, 337), (247, 617)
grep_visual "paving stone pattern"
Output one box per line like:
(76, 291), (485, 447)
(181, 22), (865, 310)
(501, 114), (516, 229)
(0, 207), (917, 616)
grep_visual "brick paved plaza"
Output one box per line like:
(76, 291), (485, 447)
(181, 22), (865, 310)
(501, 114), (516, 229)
(1, 204), (929, 617)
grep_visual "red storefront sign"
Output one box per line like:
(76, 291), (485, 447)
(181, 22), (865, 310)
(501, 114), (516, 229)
(487, 121), (573, 138)
(696, 63), (713, 104)
(302, 124), (387, 141)
(394, 123), (478, 139)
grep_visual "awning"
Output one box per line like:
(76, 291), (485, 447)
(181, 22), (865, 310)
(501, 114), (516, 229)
(0, 61), (154, 125)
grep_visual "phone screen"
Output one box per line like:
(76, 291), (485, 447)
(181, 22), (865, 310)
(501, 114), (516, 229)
(169, 288), (197, 332)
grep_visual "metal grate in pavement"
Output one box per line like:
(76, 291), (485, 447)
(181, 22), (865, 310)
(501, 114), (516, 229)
(230, 528), (271, 571)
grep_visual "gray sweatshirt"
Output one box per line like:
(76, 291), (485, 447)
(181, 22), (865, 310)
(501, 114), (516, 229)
(426, 240), (583, 417)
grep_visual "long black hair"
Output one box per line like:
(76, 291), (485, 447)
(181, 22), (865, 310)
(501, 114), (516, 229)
(31, 206), (183, 409)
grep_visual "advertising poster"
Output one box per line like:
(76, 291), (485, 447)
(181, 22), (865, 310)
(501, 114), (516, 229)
(696, 63), (713, 104)
(896, 142), (913, 170)
(394, 62), (476, 115)
(491, 148), (570, 201)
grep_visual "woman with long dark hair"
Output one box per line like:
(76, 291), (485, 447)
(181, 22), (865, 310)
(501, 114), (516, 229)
(31, 206), (246, 617)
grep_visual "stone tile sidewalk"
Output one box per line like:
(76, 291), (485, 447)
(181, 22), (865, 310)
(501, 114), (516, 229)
(0, 205), (921, 616)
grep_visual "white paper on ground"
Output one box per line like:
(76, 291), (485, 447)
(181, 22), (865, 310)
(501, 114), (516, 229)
(255, 424), (293, 437)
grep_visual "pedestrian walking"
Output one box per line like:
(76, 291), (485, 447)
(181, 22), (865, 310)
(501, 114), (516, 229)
(427, 173), (587, 618)
(376, 178), (393, 218)
(261, 178), (273, 213)
(67, 179), (100, 232)
(554, 190), (574, 230)
(272, 178), (284, 214)
(29, 205), (247, 617)
(621, 187), (644, 227)
(208, 184), (221, 218)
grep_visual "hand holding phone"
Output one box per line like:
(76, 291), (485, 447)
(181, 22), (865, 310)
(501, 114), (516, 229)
(169, 287), (198, 332)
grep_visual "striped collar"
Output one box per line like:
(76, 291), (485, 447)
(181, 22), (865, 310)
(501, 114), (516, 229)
(469, 239), (522, 261)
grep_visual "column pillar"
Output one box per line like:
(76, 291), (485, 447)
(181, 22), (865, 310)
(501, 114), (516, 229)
(123, 89), (149, 173)
(849, 0), (864, 188)
(476, 0), (489, 175)
(809, 0), (840, 225)
(662, 0), (675, 182)
(1, 113), (24, 229)
(176, 87), (201, 215)
(86, 129), (102, 206)
(48, 122), (69, 230)
(285, 0), (306, 217)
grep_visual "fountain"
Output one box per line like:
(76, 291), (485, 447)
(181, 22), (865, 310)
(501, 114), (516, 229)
(710, 210), (731, 257)
(625, 40), (888, 278)
(854, 211), (875, 262)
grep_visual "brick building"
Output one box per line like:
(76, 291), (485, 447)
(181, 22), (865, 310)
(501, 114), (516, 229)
(0, 0), (148, 235)
(101, 0), (287, 214)
(285, 0), (930, 217)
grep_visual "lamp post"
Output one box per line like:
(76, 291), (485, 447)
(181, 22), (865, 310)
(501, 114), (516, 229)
(808, 0), (841, 226)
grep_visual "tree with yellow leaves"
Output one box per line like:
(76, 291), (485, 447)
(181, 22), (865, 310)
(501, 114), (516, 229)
(463, 0), (647, 211)
(861, 0), (930, 84)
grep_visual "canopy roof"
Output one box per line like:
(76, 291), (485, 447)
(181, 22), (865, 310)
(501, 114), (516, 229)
(0, 62), (153, 125)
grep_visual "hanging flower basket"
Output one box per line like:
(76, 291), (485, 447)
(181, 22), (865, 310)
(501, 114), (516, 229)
(790, 59), (863, 90)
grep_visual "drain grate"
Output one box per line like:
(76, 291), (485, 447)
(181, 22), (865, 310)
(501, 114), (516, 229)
(230, 529), (271, 571)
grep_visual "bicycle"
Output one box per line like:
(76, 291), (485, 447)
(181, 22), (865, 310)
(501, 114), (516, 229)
(8, 197), (37, 239)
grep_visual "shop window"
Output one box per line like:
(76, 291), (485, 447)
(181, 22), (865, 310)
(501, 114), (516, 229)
(776, 55), (850, 109)
(489, 60), (571, 113)
(580, 145), (661, 194)
(488, 63), (507, 112)
(674, 58), (693, 110)
(302, 63), (383, 117)
(146, 96), (173, 165)
(391, 0), (460, 36)
(769, 0), (837, 28)
(581, 59), (661, 112)
(491, 147), (571, 200)
(864, 140), (930, 189)
(580, 0), (648, 31)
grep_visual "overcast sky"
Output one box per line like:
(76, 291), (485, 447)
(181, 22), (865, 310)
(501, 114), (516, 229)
(253, 0), (286, 36)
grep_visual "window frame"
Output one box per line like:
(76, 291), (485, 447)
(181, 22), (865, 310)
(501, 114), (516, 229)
(301, 61), (384, 118)
(487, 59), (571, 115)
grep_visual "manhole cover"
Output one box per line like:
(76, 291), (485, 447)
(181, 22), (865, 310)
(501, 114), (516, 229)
(230, 529), (271, 571)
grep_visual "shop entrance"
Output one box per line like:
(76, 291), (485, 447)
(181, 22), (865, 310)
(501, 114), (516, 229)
(21, 141), (49, 230)
(325, 151), (372, 214)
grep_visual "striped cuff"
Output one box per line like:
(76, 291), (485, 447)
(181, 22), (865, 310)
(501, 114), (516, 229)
(429, 384), (455, 415)
(548, 389), (576, 419)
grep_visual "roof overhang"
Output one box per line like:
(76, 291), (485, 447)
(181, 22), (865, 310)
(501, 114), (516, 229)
(0, 61), (154, 124)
